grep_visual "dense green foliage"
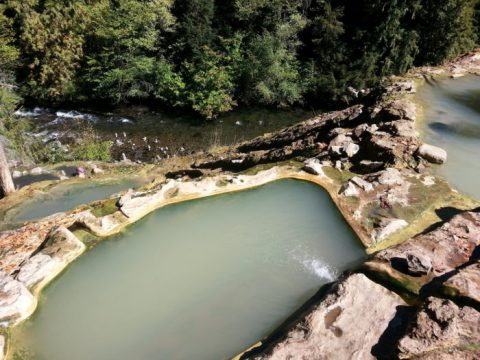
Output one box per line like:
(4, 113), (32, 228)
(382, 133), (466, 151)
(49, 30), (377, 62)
(0, 3), (23, 154)
(2, 0), (480, 118)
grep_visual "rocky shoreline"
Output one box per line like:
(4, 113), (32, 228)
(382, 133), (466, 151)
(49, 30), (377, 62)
(1, 49), (480, 359)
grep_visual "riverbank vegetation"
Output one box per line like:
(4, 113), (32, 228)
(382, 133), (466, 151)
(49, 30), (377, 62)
(0, 0), (478, 121)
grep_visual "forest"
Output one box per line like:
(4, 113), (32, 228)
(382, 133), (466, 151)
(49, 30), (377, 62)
(0, 0), (479, 120)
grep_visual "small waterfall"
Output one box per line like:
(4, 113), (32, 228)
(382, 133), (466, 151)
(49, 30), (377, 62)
(301, 258), (337, 282)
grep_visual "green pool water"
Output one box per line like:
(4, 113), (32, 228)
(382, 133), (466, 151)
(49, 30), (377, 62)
(417, 75), (480, 199)
(10, 180), (364, 360)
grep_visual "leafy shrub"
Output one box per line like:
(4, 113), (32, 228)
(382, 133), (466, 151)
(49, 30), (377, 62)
(71, 140), (112, 162)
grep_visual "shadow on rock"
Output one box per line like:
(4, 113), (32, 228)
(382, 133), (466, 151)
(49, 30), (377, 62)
(420, 206), (480, 235)
(371, 305), (416, 359)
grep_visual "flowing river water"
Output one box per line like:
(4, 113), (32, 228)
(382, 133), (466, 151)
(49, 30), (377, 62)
(416, 74), (480, 199)
(10, 180), (364, 360)
(15, 107), (312, 162)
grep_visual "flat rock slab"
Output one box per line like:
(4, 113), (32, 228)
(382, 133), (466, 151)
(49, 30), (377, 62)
(0, 272), (36, 327)
(16, 227), (86, 290)
(0, 213), (78, 275)
(398, 297), (480, 359)
(367, 211), (480, 293)
(443, 261), (480, 304)
(242, 274), (406, 360)
(380, 99), (417, 122)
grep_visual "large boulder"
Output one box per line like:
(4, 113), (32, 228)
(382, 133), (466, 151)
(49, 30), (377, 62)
(241, 274), (406, 360)
(328, 134), (359, 158)
(417, 144), (447, 164)
(398, 297), (480, 359)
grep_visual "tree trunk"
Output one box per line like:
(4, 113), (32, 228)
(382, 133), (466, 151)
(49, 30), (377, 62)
(0, 142), (15, 198)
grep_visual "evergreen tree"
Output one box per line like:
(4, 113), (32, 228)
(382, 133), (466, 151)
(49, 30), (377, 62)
(365, 0), (421, 76)
(0, 4), (18, 197)
(11, 0), (93, 100)
(306, 0), (349, 104)
(82, 0), (178, 104)
(417, 0), (478, 64)
(2, 0), (480, 119)
(236, 0), (307, 106)
(174, 0), (215, 60)
(184, 46), (237, 119)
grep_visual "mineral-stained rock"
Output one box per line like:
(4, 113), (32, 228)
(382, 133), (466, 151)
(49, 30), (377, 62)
(0, 213), (78, 275)
(0, 271), (36, 326)
(361, 130), (419, 166)
(241, 274), (406, 360)
(367, 211), (480, 293)
(383, 120), (419, 138)
(443, 261), (480, 303)
(398, 297), (480, 359)
(16, 227), (86, 289)
(379, 99), (417, 122)
(418, 144), (447, 164)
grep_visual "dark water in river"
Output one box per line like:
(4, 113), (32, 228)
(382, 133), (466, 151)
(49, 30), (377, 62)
(15, 107), (313, 162)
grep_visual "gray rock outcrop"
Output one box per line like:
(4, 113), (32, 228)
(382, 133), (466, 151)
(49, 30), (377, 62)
(241, 274), (406, 360)
(16, 227), (86, 290)
(398, 297), (480, 359)
(443, 261), (480, 304)
(0, 272), (36, 327)
(367, 210), (480, 293)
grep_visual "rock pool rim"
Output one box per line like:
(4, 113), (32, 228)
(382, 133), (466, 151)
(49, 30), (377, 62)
(1, 166), (366, 360)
